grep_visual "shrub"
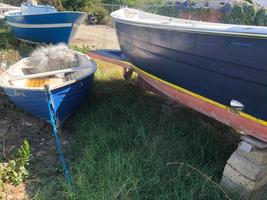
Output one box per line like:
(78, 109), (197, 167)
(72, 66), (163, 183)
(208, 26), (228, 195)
(254, 8), (267, 26)
(221, 2), (263, 25)
(3, 0), (22, 6)
(85, 5), (109, 23)
(0, 140), (30, 186)
(62, 0), (89, 11)
(242, 3), (257, 24)
(0, 23), (18, 50)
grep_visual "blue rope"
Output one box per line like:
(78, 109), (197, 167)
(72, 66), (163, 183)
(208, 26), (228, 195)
(45, 86), (74, 190)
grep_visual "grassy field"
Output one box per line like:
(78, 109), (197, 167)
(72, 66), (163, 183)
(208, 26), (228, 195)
(0, 22), (240, 200)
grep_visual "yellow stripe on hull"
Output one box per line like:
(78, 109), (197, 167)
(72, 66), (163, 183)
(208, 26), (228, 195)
(130, 65), (267, 127)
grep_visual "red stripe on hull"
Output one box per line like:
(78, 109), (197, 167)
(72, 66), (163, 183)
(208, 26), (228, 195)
(88, 52), (267, 142)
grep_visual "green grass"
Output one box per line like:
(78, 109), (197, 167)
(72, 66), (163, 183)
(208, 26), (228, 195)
(71, 45), (91, 54)
(31, 63), (238, 200)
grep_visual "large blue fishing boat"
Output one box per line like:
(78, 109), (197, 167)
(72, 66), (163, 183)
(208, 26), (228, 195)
(4, 2), (85, 44)
(111, 8), (267, 142)
(0, 52), (96, 123)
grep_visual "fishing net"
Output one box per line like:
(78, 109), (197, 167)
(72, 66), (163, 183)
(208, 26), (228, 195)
(24, 43), (79, 74)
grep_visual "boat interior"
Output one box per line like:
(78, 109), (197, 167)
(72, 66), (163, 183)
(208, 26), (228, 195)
(4, 9), (22, 16)
(21, 2), (57, 15)
(113, 8), (267, 35)
(0, 53), (96, 90)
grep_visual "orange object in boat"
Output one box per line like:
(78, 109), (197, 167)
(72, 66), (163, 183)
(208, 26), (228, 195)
(26, 78), (50, 87)
(26, 78), (63, 88)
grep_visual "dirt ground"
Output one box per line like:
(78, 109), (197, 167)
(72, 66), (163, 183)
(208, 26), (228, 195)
(71, 24), (120, 50)
(0, 24), (119, 200)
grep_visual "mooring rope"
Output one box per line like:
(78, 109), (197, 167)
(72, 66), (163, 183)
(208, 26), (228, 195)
(44, 85), (74, 191)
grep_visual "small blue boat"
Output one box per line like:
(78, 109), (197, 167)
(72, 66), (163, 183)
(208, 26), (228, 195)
(0, 52), (96, 123)
(4, 2), (85, 44)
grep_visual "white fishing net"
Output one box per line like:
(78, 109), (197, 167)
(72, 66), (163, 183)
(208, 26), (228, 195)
(24, 44), (79, 74)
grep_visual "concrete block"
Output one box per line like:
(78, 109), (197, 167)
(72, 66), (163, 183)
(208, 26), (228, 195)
(221, 175), (245, 195)
(221, 139), (267, 200)
(221, 175), (267, 200)
(241, 135), (267, 149)
(227, 152), (267, 181)
(250, 183), (267, 200)
(237, 144), (267, 166)
(222, 164), (267, 192)
(239, 141), (254, 153)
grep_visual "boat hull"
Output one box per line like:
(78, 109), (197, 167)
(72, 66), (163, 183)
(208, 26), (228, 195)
(3, 74), (94, 122)
(112, 19), (267, 141)
(5, 12), (85, 44)
(87, 50), (267, 142)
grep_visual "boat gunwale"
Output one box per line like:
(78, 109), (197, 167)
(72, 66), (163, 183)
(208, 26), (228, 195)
(111, 8), (267, 38)
(4, 10), (86, 17)
(0, 52), (97, 92)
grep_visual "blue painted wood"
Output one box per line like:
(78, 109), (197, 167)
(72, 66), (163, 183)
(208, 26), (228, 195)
(114, 21), (267, 121)
(10, 26), (73, 44)
(3, 74), (95, 122)
(5, 11), (85, 24)
(5, 11), (85, 44)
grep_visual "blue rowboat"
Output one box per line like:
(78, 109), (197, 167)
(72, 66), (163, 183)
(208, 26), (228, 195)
(0, 52), (96, 123)
(111, 8), (267, 142)
(4, 3), (85, 44)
